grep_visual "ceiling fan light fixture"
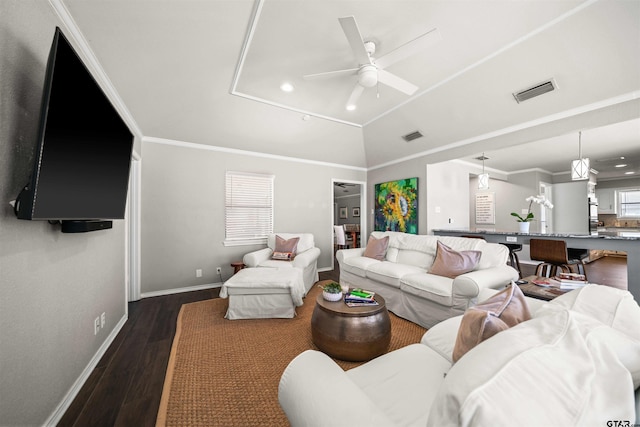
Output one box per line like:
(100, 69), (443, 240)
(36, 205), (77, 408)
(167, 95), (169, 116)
(358, 65), (378, 88)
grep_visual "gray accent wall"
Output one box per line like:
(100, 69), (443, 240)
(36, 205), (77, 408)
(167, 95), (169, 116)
(1, 2), (130, 425)
(140, 140), (366, 294)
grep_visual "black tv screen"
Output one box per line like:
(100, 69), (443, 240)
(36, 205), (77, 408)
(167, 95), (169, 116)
(16, 27), (133, 221)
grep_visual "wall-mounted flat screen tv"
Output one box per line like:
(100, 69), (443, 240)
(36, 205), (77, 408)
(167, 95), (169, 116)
(15, 27), (133, 228)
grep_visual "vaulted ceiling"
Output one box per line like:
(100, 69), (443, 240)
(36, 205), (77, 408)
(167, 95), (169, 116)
(61, 0), (640, 179)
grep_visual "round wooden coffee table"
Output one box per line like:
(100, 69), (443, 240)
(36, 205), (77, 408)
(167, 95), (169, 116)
(311, 292), (391, 362)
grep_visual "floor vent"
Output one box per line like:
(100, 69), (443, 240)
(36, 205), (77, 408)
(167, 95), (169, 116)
(402, 130), (423, 142)
(513, 79), (557, 103)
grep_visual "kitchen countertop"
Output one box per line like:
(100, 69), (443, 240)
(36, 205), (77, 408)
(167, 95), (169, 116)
(432, 228), (640, 240)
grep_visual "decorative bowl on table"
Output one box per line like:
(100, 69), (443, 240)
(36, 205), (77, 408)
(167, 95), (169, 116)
(322, 290), (343, 302)
(320, 282), (344, 301)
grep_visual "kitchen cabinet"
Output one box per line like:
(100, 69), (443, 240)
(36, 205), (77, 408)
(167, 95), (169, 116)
(596, 188), (617, 214)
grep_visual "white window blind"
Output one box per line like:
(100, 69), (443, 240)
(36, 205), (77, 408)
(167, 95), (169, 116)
(618, 189), (640, 218)
(225, 171), (274, 244)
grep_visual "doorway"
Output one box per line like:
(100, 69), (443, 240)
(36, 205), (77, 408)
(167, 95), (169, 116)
(332, 180), (366, 268)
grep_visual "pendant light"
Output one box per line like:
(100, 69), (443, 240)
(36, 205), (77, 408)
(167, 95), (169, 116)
(571, 131), (590, 180)
(478, 153), (489, 190)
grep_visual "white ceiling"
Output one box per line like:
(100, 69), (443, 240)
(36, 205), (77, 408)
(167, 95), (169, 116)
(61, 0), (640, 179)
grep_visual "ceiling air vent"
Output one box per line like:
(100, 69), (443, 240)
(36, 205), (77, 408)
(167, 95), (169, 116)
(512, 79), (557, 103)
(402, 130), (423, 142)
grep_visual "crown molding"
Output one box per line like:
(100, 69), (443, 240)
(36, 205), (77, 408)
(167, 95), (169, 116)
(48, 0), (144, 139)
(144, 136), (367, 171)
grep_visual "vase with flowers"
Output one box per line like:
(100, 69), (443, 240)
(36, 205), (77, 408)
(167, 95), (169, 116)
(511, 195), (554, 233)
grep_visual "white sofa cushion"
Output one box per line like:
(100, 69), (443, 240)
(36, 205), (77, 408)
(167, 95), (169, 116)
(420, 316), (462, 363)
(539, 284), (640, 389)
(347, 344), (451, 426)
(400, 273), (455, 306)
(372, 231), (439, 267)
(427, 308), (636, 426)
(340, 255), (380, 278)
(366, 261), (425, 288)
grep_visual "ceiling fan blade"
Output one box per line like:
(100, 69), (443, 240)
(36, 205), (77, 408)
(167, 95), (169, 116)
(346, 84), (365, 109)
(338, 16), (372, 65)
(303, 68), (359, 80)
(375, 28), (441, 69)
(377, 69), (418, 95)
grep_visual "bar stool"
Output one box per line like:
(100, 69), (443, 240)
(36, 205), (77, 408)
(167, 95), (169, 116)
(461, 236), (522, 278)
(501, 243), (523, 279)
(529, 239), (587, 278)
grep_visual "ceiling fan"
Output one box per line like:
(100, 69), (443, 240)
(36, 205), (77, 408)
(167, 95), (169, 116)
(304, 16), (441, 110)
(335, 182), (357, 188)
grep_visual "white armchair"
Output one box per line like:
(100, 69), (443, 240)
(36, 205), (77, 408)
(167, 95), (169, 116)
(243, 233), (321, 294)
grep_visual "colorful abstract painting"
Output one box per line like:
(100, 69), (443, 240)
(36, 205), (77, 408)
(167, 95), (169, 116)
(374, 177), (418, 234)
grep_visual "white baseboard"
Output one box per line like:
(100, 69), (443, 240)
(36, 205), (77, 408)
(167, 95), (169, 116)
(141, 282), (221, 299)
(45, 313), (128, 426)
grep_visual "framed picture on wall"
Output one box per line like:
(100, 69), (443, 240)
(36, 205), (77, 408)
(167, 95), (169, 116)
(352, 207), (360, 217)
(374, 177), (418, 234)
(339, 207), (348, 219)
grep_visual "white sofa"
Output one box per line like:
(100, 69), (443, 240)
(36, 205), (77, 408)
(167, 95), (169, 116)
(243, 233), (321, 294)
(337, 231), (518, 328)
(279, 285), (640, 426)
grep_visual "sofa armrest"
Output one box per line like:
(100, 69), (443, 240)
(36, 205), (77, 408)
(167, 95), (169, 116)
(243, 247), (272, 267)
(292, 247), (321, 269)
(452, 265), (519, 298)
(278, 350), (393, 427)
(336, 247), (366, 265)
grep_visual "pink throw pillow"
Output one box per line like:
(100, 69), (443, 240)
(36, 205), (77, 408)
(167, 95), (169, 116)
(452, 284), (531, 362)
(429, 241), (481, 279)
(273, 235), (299, 260)
(363, 235), (389, 261)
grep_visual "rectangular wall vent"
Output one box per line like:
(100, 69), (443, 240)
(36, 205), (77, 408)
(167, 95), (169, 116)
(402, 130), (423, 142)
(513, 79), (557, 103)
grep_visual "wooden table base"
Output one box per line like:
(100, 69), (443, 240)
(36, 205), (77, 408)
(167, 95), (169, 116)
(310, 293), (391, 362)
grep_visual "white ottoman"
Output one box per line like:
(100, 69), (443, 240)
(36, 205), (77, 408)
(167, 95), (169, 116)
(219, 267), (305, 319)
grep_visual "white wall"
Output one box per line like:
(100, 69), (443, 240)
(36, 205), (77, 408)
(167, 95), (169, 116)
(140, 140), (366, 294)
(426, 162), (471, 232)
(0, 3), (129, 424)
(553, 181), (590, 234)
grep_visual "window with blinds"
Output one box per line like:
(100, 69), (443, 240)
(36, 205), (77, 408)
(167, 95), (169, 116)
(224, 171), (274, 245)
(618, 189), (640, 218)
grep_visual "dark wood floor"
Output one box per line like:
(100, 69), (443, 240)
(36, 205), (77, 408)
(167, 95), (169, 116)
(58, 255), (625, 426)
(57, 288), (220, 427)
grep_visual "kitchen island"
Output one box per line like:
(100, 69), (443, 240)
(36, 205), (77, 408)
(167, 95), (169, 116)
(432, 229), (640, 301)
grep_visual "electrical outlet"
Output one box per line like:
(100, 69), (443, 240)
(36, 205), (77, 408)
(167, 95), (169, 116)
(216, 267), (222, 274)
(94, 317), (100, 335)
(101, 312), (106, 328)
(505, 236), (518, 243)
(196, 269), (203, 278)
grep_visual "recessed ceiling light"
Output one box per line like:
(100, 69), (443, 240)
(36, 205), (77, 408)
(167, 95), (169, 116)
(625, 171), (635, 175)
(280, 82), (294, 92)
(346, 104), (356, 111)
(615, 164), (628, 168)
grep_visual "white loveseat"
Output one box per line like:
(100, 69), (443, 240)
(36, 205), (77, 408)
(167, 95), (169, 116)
(337, 231), (518, 328)
(243, 233), (321, 294)
(279, 285), (640, 426)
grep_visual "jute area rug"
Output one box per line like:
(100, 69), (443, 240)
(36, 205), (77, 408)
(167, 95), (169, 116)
(156, 280), (427, 427)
